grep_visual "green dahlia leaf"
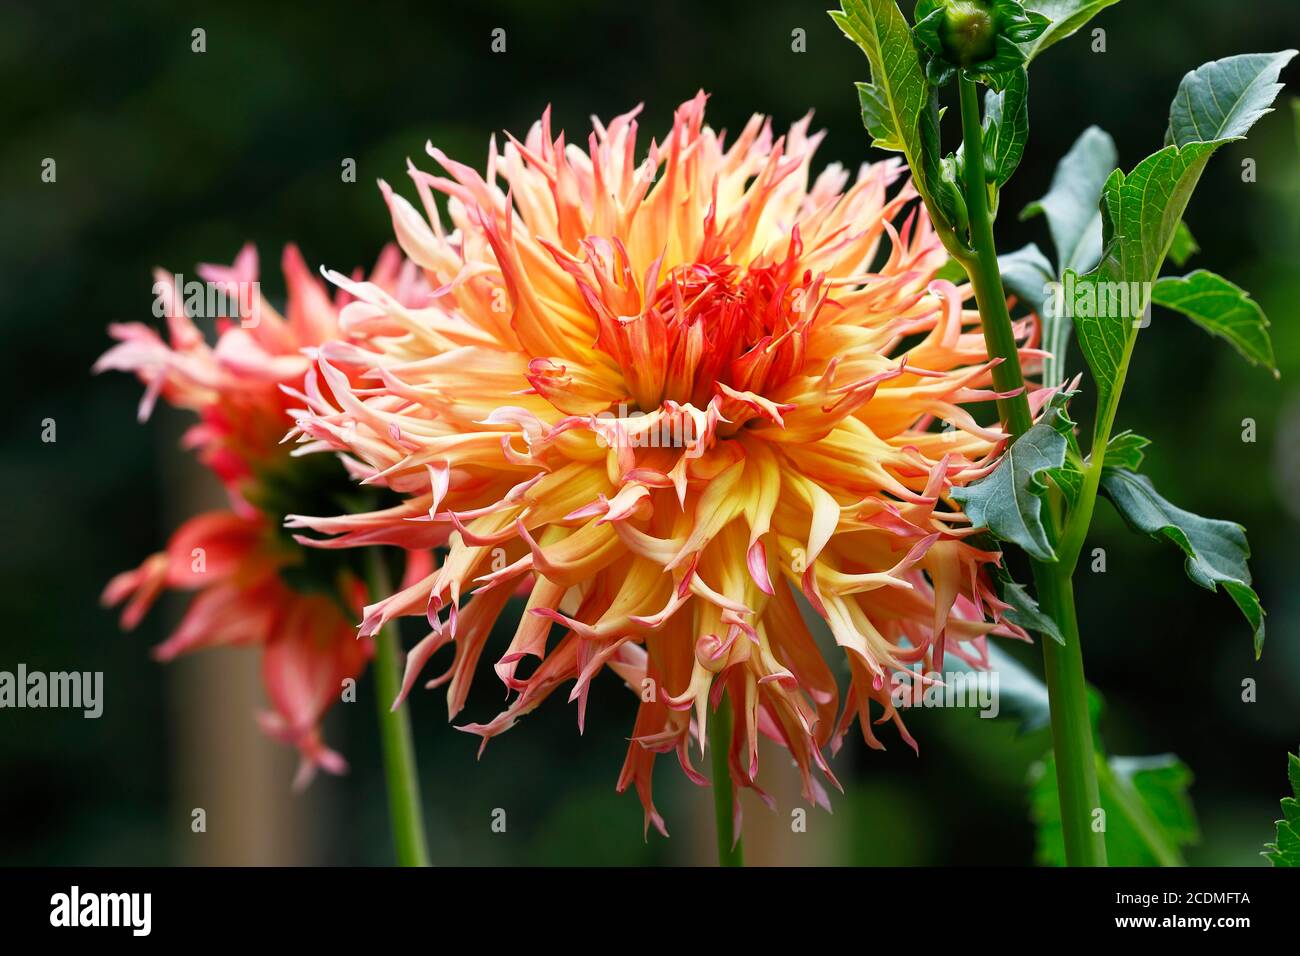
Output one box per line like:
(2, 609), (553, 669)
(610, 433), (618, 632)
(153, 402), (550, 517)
(1042, 392), (1084, 510)
(1151, 269), (1278, 376)
(1166, 50), (1298, 148)
(939, 150), (970, 236)
(933, 257), (970, 283)
(832, 0), (958, 230)
(910, 2), (948, 62)
(855, 80), (899, 150)
(945, 640), (1053, 734)
(977, 33), (1042, 85)
(995, 568), (1066, 646)
(1263, 751), (1300, 866)
(999, 242), (1055, 309)
(983, 67), (1030, 186)
(1031, 751), (1199, 866)
(1168, 220), (1199, 268)
(1047, 458), (1084, 512)
(1020, 126), (1116, 387)
(1021, 0), (1122, 63)
(1074, 51), (1293, 424)
(1002, 6), (1052, 45)
(1075, 142), (1217, 415)
(1101, 430), (1149, 472)
(1022, 125), (1117, 277)
(1100, 468), (1264, 656)
(951, 414), (1067, 562)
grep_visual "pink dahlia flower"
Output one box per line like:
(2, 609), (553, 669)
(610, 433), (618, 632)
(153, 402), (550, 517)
(290, 93), (1048, 831)
(97, 243), (429, 787)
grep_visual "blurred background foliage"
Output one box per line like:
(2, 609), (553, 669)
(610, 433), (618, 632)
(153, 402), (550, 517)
(0, 0), (1297, 865)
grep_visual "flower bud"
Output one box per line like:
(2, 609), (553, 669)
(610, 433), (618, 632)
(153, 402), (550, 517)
(938, 1), (997, 67)
(913, 0), (1049, 86)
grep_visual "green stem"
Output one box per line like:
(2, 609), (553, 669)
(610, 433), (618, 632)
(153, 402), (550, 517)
(957, 74), (1107, 866)
(1058, 333), (1140, 573)
(710, 692), (744, 867)
(957, 75), (1035, 440)
(1032, 563), (1108, 866)
(366, 550), (432, 867)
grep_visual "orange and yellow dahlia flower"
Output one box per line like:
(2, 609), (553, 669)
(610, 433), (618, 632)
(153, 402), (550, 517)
(97, 243), (429, 786)
(291, 93), (1045, 831)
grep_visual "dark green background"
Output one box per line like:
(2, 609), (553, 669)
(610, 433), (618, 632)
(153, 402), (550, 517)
(1, 0), (1297, 864)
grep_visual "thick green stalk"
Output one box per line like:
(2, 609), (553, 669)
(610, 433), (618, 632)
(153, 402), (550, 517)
(956, 77), (1034, 439)
(367, 550), (432, 867)
(1031, 562), (1107, 865)
(710, 692), (744, 867)
(957, 75), (1107, 866)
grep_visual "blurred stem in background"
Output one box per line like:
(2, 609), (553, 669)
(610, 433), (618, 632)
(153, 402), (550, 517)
(710, 692), (744, 866)
(956, 74), (1107, 866)
(367, 550), (432, 867)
